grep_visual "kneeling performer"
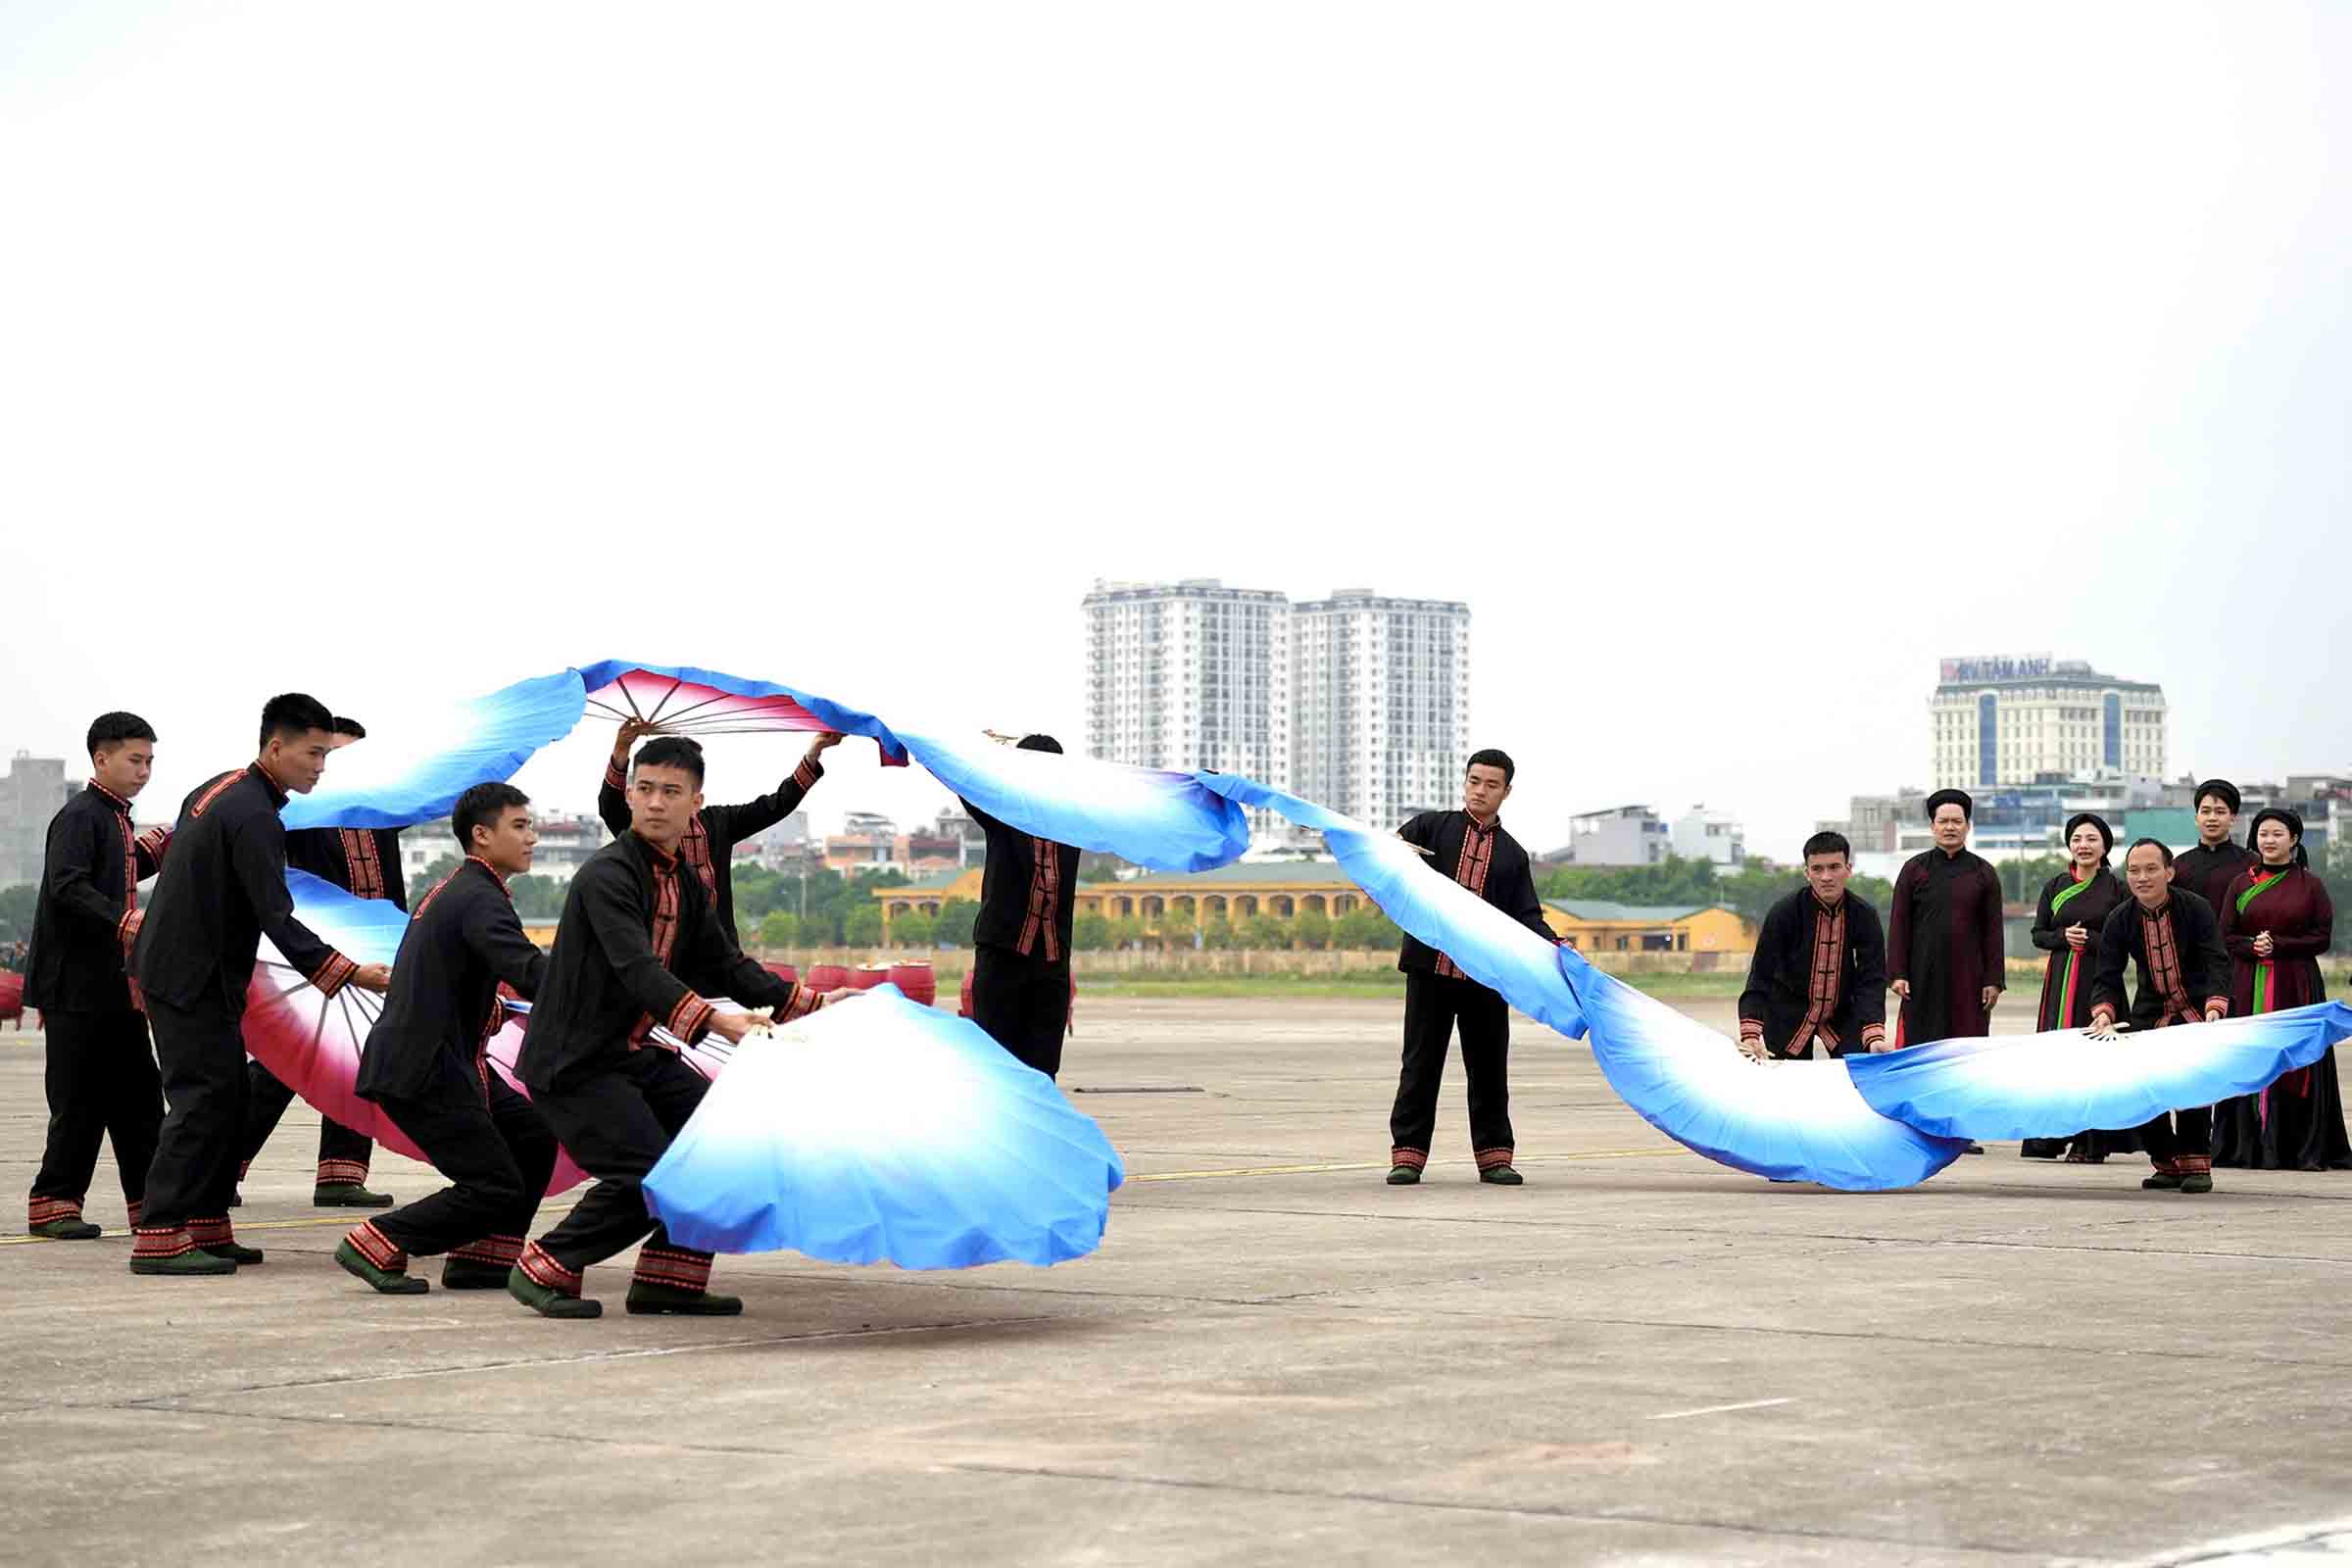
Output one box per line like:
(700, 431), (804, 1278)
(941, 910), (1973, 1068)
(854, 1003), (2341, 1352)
(337, 784), (556, 1295)
(510, 738), (827, 1319)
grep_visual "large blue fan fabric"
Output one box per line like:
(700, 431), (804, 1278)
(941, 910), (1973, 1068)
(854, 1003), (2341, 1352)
(645, 986), (1125, 1267)
(282, 669), (588, 830)
(1194, 773), (1586, 1039)
(282, 867), (410, 966)
(1844, 1002), (2352, 1142)
(1557, 947), (1969, 1190)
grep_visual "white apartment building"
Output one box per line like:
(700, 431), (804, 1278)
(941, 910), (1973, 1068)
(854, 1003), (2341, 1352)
(1930, 656), (2167, 793)
(1082, 580), (1292, 831)
(1291, 589), (1471, 829)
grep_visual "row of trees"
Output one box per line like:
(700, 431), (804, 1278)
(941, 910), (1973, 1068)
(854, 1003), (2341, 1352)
(1538, 856), (1896, 926)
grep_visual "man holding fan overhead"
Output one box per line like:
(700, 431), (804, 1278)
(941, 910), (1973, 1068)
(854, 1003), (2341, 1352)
(601, 718), (840, 946)
(513, 736), (836, 1319)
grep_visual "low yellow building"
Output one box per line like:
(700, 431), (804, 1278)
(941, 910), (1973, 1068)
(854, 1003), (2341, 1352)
(1542, 900), (1748, 955)
(878, 866), (985, 934)
(876, 860), (1379, 937)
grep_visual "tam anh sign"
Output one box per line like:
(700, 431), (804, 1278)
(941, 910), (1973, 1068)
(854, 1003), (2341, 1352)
(1940, 655), (2052, 684)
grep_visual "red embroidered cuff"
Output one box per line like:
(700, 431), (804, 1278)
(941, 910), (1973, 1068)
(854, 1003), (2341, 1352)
(781, 983), (821, 1022)
(136, 826), (172, 861)
(313, 951), (358, 998)
(2089, 1006), (2115, 1029)
(1738, 1018), (1764, 1041)
(604, 759), (628, 791)
(667, 992), (714, 1043)
(793, 756), (823, 791)
(2204, 998), (2229, 1017)
(1860, 1024), (1886, 1046)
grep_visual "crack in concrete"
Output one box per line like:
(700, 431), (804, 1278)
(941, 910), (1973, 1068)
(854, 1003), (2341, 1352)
(930, 1459), (2041, 1559)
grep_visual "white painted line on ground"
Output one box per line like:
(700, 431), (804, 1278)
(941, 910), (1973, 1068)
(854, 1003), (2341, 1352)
(1644, 1396), (1795, 1421)
(2092, 1516), (2352, 1567)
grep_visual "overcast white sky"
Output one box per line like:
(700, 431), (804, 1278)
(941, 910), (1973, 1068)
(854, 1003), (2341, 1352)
(3, 3), (2345, 858)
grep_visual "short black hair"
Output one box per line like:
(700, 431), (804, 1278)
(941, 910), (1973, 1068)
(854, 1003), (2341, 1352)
(2193, 778), (2241, 814)
(259, 692), (335, 750)
(1802, 830), (1851, 862)
(331, 716), (368, 740)
(87, 711), (156, 759)
(2125, 837), (2175, 866)
(453, 782), (530, 851)
(1017, 734), (1063, 754)
(633, 735), (706, 785)
(1466, 748), (1515, 784)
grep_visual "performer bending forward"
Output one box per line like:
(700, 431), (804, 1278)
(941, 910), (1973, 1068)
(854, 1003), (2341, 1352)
(1736, 831), (1886, 1062)
(511, 738), (828, 1319)
(337, 784), (556, 1296)
(1387, 749), (1559, 1188)
(128, 695), (390, 1275)
(239, 714), (402, 1208)
(2089, 840), (2230, 1195)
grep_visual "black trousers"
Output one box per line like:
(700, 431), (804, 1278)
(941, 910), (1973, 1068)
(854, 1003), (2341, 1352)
(30, 1009), (163, 1217)
(241, 1059), (374, 1180)
(530, 1050), (710, 1276)
(2137, 1103), (2214, 1173)
(1389, 970), (1513, 1162)
(971, 945), (1071, 1079)
(140, 996), (252, 1233)
(370, 1075), (558, 1258)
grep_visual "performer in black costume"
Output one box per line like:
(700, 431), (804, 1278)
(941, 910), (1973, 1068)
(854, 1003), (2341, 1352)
(2089, 839), (2231, 1195)
(512, 738), (832, 1319)
(127, 694), (390, 1276)
(238, 715), (403, 1207)
(961, 734), (1081, 1079)
(23, 712), (172, 1240)
(1737, 830), (1887, 1062)
(337, 783), (558, 1295)
(1386, 749), (1559, 1188)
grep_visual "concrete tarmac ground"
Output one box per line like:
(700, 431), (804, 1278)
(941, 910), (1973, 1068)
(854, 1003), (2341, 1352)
(4, 997), (2350, 1567)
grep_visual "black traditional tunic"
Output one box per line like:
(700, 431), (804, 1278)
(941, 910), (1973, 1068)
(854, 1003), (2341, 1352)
(599, 753), (821, 942)
(1394, 810), (1556, 972)
(2023, 865), (2137, 1159)
(1887, 846), (2004, 1046)
(960, 796), (1082, 1077)
(2090, 889), (2231, 1177)
(24, 782), (170, 1015)
(516, 831), (808, 1094)
(2212, 864), (2347, 1170)
(357, 857), (547, 1105)
(23, 782), (171, 1230)
(1738, 887), (1888, 1059)
(2172, 840), (2256, 927)
(132, 765), (355, 1013)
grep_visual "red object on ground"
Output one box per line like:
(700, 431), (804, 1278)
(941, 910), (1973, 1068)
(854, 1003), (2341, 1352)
(0, 970), (23, 1028)
(847, 964), (891, 991)
(887, 961), (937, 1006)
(806, 963), (849, 992)
(763, 961), (798, 987)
